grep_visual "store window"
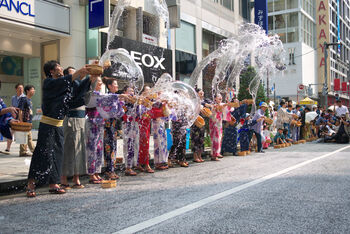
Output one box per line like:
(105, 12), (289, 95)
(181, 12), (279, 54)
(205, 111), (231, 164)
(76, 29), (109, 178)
(175, 51), (197, 83)
(176, 21), (196, 54)
(202, 30), (225, 58)
(0, 55), (23, 77)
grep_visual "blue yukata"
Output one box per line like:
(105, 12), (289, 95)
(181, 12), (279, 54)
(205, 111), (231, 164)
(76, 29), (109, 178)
(239, 119), (257, 152)
(0, 98), (13, 139)
(221, 104), (247, 154)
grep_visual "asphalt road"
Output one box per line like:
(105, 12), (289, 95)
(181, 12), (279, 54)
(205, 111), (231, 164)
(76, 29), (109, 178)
(1, 142), (350, 234)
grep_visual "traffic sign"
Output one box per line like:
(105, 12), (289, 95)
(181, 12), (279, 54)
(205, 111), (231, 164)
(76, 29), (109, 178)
(298, 84), (304, 90)
(89, 0), (110, 29)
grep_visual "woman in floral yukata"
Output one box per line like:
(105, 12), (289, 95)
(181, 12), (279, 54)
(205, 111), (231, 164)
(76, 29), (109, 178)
(85, 77), (124, 183)
(103, 77), (121, 180)
(137, 86), (165, 173)
(209, 93), (229, 161)
(122, 86), (143, 176)
(152, 101), (171, 170)
(190, 88), (211, 163)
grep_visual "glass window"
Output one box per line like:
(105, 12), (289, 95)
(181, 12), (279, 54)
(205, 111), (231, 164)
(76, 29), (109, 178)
(222, 0), (233, 10)
(275, 14), (286, 30)
(175, 50), (197, 83)
(278, 32), (286, 43)
(176, 21), (196, 54)
(287, 0), (298, 9)
(268, 16), (274, 31)
(288, 12), (298, 27)
(274, 0), (285, 12)
(268, 0), (274, 12)
(267, 0), (274, 12)
(0, 55), (23, 76)
(287, 31), (298, 43)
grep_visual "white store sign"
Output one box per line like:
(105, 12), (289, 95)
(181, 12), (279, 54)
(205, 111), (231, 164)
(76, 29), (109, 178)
(0, 0), (70, 34)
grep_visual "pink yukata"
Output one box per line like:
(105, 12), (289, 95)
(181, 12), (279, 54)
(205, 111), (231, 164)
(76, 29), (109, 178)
(209, 105), (231, 157)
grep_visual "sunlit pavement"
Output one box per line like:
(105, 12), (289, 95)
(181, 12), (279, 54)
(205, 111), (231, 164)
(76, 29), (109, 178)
(1, 142), (350, 233)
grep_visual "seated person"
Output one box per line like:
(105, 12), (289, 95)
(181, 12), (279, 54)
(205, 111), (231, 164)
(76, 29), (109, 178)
(320, 122), (336, 142)
(274, 128), (286, 145)
(283, 128), (293, 143)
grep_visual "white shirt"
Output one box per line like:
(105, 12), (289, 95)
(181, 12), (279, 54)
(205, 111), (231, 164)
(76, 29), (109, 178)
(335, 105), (349, 117)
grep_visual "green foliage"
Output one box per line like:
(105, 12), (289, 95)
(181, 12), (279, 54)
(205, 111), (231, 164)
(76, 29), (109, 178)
(237, 66), (267, 109)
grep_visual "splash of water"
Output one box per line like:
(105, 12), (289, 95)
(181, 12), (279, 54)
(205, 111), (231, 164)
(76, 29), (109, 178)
(190, 23), (286, 111)
(106, 0), (169, 51)
(149, 74), (201, 130)
(100, 48), (144, 94)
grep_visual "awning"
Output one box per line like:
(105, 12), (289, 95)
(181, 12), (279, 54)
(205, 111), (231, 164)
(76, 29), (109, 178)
(299, 97), (317, 105)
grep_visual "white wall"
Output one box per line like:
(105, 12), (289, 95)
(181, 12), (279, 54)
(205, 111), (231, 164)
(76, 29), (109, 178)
(60, 0), (86, 68)
(0, 36), (40, 57)
(301, 43), (317, 97)
(271, 42), (302, 100)
(271, 42), (317, 101)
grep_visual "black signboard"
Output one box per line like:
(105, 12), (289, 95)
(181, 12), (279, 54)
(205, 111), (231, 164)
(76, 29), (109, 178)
(101, 33), (172, 84)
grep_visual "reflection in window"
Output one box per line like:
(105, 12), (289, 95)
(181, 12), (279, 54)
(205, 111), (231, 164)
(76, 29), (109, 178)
(274, 0), (285, 11)
(175, 50), (197, 83)
(0, 55), (23, 76)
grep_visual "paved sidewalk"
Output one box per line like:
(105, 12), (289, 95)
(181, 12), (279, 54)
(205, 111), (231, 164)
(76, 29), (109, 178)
(0, 137), (206, 194)
(0, 138), (151, 184)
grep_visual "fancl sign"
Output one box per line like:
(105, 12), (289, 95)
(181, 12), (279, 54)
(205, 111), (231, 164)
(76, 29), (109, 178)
(0, 0), (35, 17)
(0, 0), (70, 35)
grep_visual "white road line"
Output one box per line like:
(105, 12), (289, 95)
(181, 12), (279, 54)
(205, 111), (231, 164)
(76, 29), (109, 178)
(114, 145), (350, 234)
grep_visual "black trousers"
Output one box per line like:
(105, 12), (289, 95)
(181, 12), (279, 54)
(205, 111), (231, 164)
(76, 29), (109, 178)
(169, 121), (186, 162)
(28, 122), (64, 185)
(254, 131), (263, 152)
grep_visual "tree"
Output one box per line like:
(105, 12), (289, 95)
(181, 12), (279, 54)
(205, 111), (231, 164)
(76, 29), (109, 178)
(238, 66), (267, 105)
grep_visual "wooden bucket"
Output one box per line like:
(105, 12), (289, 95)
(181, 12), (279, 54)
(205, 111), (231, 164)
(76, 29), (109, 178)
(101, 180), (117, 189)
(274, 145), (281, 149)
(200, 107), (212, 117)
(194, 116), (205, 128)
(10, 122), (32, 132)
(245, 99), (254, 105)
(86, 64), (103, 75)
(265, 118), (273, 125)
(228, 102), (240, 108)
(238, 151), (246, 156)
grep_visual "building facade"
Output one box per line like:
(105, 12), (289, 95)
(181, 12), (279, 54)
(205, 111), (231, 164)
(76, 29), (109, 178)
(268, 0), (350, 106)
(0, 0), (251, 111)
(86, 0), (250, 95)
(0, 0), (87, 114)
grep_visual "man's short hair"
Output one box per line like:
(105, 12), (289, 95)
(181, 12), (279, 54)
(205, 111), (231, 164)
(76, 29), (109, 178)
(336, 100), (341, 103)
(63, 66), (75, 76)
(24, 85), (35, 95)
(15, 83), (23, 89)
(280, 101), (286, 106)
(288, 104), (293, 108)
(43, 60), (59, 77)
(296, 105), (301, 108)
(305, 107), (311, 112)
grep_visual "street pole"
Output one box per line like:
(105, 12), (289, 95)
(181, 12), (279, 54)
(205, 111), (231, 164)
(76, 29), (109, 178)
(324, 42), (341, 108)
(273, 83), (276, 106)
(266, 70), (269, 99)
(324, 42), (328, 108)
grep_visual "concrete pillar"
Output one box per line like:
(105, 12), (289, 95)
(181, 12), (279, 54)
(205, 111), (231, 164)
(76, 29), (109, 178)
(136, 7), (143, 42)
(60, 0), (86, 68)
